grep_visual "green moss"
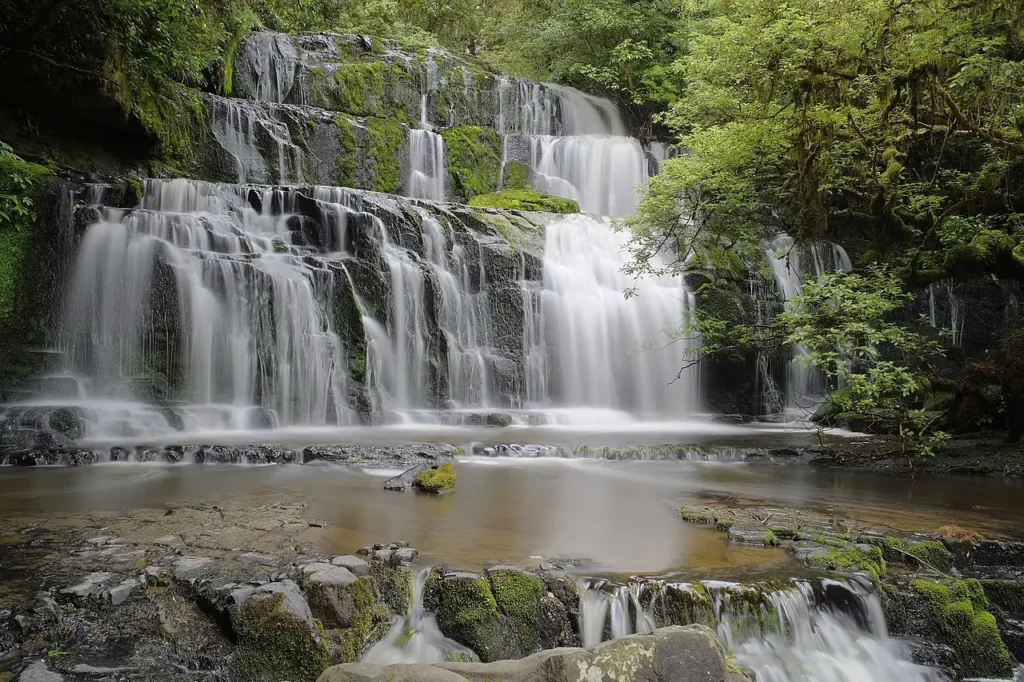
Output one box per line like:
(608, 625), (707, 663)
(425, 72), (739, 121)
(335, 577), (378, 662)
(109, 175), (145, 206)
(981, 579), (1024, 614)
(487, 568), (543, 653)
(655, 583), (713, 627)
(762, 530), (779, 547)
(678, 507), (715, 524)
(501, 160), (530, 190)
(331, 62), (386, 117)
(905, 540), (954, 573)
(334, 115), (358, 187)
(468, 189), (580, 214)
(440, 126), (502, 202)
(365, 117), (405, 194)
(807, 545), (886, 583)
(232, 592), (330, 682)
(425, 571), (501, 660)
(911, 578), (1013, 678)
(414, 462), (456, 493)
(370, 563), (413, 615)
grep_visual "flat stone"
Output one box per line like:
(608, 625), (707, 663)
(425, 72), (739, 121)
(242, 552), (278, 565)
(153, 534), (184, 547)
(300, 562), (337, 575)
(304, 566), (362, 628)
(728, 521), (771, 545)
(330, 555), (370, 575)
(172, 556), (213, 578)
(393, 547), (418, 565)
(71, 664), (137, 676)
(108, 577), (141, 606)
(17, 661), (64, 682)
(61, 572), (113, 600)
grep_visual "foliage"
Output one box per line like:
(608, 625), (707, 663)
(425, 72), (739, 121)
(779, 267), (948, 463)
(440, 126), (503, 202)
(0, 143), (47, 324)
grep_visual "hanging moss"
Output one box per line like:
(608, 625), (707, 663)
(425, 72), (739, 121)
(469, 189), (579, 214)
(910, 578), (1013, 679)
(365, 117), (405, 194)
(440, 126), (503, 202)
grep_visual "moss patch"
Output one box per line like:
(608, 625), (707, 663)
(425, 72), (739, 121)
(414, 462), (456, 493)
(981, 579), (1024, 615)
(487, 567), (543, 653)
(678, 507), (715, 524)
(232, 592), (329, 682)
(334, 116), (358, 187)
(365, 116), (405, 194)
(334, 577), (378, 662)
(911, 578), (1013, 679)
(806, 545), (886, 583)
(330, 62), (387, 117)
(501, 160), (530, 190)
(425, 571), (501, 661)
(440, 126), (502, 202)
(905, 540), (954, 573)
(469, 189), (579, 214)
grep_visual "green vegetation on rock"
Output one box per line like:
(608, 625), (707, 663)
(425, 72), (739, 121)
(0, 144), (48, 327)
(440, 126), (502, 202)
(486, 567), (544, 653)
(806, 546), (886, 584)
(905, 541), (954, 574)
(334, 116), (358, 187)
(414, 462), (457, 493)
(232, 592), (330, 682)
(910, 578), (1014, 679)
(469, 190), (580, 214)
(424, 570), (501, 661)
(500, 161), (530, 190)
(365, 117), (406, 194)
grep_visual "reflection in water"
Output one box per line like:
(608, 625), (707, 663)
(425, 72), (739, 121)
(1, 458), (1022, 573)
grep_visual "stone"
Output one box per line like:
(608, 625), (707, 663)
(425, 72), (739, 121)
(232, 579), (329, 682)
(303, 565), (372, 629)
(423, 570), (502, 662)
(331, 555), (370, 575)
(17, 661), (63, 682)
(316, 625), (730, 682)
(108, 577), (141, 606)
(393, 547), (418, 565)
(60, 572), (113, 601)
(172, 555), (214, 578)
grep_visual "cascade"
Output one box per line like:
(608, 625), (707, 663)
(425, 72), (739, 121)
(497, 78), (658, 217)
(764, 233), (852, 417)
(363, 568), (474, 663)
(210, 97), (304, 185)
(239, 31), (298, 104)
(524, 214), (698, 416)
(577, 578), (942, 682)
(406, 56), (447, 202)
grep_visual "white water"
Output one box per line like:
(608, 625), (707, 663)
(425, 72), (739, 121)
(525, 214), (698, 416)
(364, 568), (474, 664)
(576, 579), (942, 682)
(406, 58), (447, 202)
(240, 32), (298, 104)
(764, 233), (852, 417)
(210, 98), (304, 185)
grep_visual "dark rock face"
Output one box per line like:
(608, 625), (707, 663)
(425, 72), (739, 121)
(317, 625), (735, 682)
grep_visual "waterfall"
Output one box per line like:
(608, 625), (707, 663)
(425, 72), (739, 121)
(210, 97), (304, 185)
(406, 56), (448, 202)
(497, 79), (653, 217)
(524, 214), (698, 416)
(364, 568), (474, 663)
(578, 578), (942, 682)
(239, 31), (298, 104)
(764, 233), (851, 417)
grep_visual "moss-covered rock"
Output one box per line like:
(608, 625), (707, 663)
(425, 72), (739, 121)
(365, 116), (406, 194)
(907, 578), (1014, 679)
(231, 581), (330, 682)
(441, 126), (502, 202)
(486, 566), (544, 655)
(414, 462), (456, 493)
(334, 116), (358, 187)
(501, 160), (530, 190)
(678, 507), (716, 524)
(806, 545), (886, 583)
(424, 570), (502, 661)
(468, 189), (579, 214)
(905, 540), (954, 573)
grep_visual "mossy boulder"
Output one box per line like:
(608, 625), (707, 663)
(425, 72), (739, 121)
(904, 540), (954, 573)
(485, 566), (544, 656)
(231, 580), (330, 682)
(468, 189), (579, 214)
(302, 564), (374, 629)
(365, 116), (407, 194)
(423, 570), (502, 661)
(654, 583), (713, 628)
(414, 462), (456, 493)
(884, 578), (1014, 679)
(501, 160), (530, 190)
(441, 126), (503, 202)
(806, 545), (886, 584)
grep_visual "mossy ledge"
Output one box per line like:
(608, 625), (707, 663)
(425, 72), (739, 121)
(469, 189), (580, 214)
(414, 462), (457, 493)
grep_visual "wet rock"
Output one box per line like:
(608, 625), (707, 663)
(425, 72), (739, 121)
(107, 577), (142, 606)
(331, 555), (370, 575)
(172, 555), (214, 579)
(231, 579), (329, 682)
(60, 572), (114, 603)
(727, 521), (774, 546)
(317, 625), (731, 682)
(423, 569), (503, 662)
(16, 660), (64, 682)
(485, 566), (544, 657)
(306, 444), (455, 470)
(303, 564), (373, 629)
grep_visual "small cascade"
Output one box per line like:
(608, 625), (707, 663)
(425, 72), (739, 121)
(524, 214), (697, 416)
(364, 568), (474, 664)
(497, 79), (655, 217)
(763, 233), (852, 417)
(239, 31), (298, 103)
(578, 578), (941, 682)
(406, 55), (447, 201)
(210, 98), (304, 185)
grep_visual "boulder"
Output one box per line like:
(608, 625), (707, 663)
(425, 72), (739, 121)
(231, 579), (330, 682)
(317, 625), (735, 682)
(303, 564), (375, 629)
(424, 570), (502, 661)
